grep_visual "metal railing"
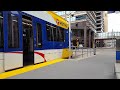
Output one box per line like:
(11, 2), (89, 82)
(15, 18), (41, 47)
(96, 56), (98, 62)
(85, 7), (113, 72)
(71, 46), (96, 59)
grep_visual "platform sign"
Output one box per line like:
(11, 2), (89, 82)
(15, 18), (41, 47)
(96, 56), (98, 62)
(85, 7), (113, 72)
(116, 38), (120, 63)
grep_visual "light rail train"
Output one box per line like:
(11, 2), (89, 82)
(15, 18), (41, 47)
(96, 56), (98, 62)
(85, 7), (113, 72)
(0, 11), (72, 73)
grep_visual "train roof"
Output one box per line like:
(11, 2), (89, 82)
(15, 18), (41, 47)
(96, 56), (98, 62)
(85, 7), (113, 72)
(22, 11), (69, 29)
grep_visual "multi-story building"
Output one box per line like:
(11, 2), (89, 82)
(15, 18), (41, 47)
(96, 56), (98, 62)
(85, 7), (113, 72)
(95, 11), (108, 33)
(95, 11), (104, 33)
(71, 11), (96, 48)
(103, 11), (108, 32)
(54, 11), (107, 48)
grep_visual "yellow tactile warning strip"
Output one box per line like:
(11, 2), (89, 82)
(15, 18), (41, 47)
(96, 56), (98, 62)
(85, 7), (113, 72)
(0, 59), (66, 79)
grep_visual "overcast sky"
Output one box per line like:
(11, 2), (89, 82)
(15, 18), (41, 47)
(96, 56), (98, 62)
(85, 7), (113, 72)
(108, 12), (120, 32)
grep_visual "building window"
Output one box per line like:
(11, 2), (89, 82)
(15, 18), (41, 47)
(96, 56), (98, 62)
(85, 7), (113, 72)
(97, 25), (101, 27)
(96, 20), (101, 23)
(0, 12), (3, 48)
(96, 16), (101, 19)
(76, 15), (86, 20)
(36, 23), (42, 48)
(96, 13), (101, 16)
(8, 13), (19, 48)
(97, 28), (101, 31)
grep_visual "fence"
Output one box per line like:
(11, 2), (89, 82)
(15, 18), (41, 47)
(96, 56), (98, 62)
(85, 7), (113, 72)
(71, 46), (96, 59)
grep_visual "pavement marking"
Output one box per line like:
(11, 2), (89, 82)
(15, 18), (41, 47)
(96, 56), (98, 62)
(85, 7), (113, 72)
(0, 59), (66, 79)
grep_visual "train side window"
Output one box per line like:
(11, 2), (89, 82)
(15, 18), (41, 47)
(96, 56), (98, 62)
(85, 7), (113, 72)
(36, 23), (42, 48)
(60, 28), (65, 42)
(56, 27), (59, 41)
(8, 13), (19, 48)
(53, 27), (57, 41)
(57, 27), (65, 42)
(46, 24), (53, 41)
(0, 12), (3, 48)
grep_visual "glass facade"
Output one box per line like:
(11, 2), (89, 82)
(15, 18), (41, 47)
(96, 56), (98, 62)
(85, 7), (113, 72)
(76, 15), (86, 20)
(95, 32), (120, 39)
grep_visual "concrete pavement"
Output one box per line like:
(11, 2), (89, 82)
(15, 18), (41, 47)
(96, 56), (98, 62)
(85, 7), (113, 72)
(8, 49), (116, 79)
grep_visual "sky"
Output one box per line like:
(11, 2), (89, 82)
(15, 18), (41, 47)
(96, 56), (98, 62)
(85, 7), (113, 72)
(108, 12), (120, 32)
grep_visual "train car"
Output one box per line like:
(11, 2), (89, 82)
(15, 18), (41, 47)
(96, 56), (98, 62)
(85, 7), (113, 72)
(0, 11), (72, 73)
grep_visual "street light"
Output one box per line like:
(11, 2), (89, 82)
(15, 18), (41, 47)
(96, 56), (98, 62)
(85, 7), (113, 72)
(60, 11), (75, 59)
(68, 12), (74, 59)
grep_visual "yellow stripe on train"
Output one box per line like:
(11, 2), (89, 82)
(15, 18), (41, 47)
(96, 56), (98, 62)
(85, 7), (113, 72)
(47, 11), (69, 29)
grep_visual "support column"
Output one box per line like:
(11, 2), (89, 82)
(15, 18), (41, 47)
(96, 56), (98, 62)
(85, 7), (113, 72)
(89, 30), (91, 48)
(84, 26), (87, 47)
(92, 32), (95, 48)
(93, 32), (96, 55)
(78, 29), (81, 44)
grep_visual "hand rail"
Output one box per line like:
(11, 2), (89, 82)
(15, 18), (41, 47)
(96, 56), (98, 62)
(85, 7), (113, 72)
(70, 46), (96, 59)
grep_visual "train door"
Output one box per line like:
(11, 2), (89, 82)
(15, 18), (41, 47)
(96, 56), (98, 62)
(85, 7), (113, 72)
(33, 19), (44, 63)
(22, 15), (34, 66)
(4, 11), (23, 71)
(0, 11), (4, 73)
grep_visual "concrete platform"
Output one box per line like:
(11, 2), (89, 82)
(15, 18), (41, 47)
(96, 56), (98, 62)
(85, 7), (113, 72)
(7, 49), (116, 79)
(114, 63), (120, 79)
